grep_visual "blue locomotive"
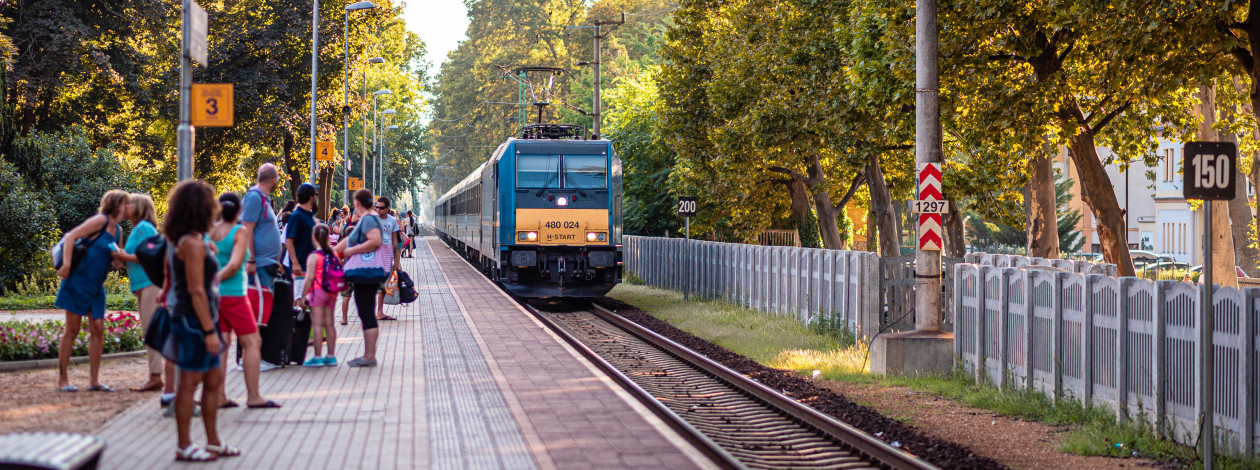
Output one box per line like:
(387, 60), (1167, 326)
(435, 124), (624, 298)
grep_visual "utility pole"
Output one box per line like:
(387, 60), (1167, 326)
(571, 14), (623, 139)
(914, 0), (943, 331)
(308, 0), (320, 183)
(177, 0), (194, 181)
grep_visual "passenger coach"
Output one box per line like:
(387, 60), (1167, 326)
(435, 124), (623, 298)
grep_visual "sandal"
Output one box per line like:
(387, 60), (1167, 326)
(205, 443), (241, 457)
(246, 400), (282, 409)
(87, 384), (114, 392)
(376, 315), (396, 321)
(220, 400), (240, 409)
(59, 385), (79, 393)
(130, 382), (163, 392)
(175, 444), (217, 462)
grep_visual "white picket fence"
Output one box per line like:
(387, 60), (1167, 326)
(954, 264), (1259, 455)
(623, 236), (882, 338)
(963, 252), (1119, 276)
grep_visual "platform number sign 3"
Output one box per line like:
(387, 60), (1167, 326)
(677, 197), (697, 217)
(1183, 141), (1237, 201)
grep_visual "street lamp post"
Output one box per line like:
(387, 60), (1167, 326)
(372, 89), (392, 194)
(360, 58), (386, 198)
(342, 2), (376, 205)
(385, 123), (399, 196)
(381, 109), (396, 195)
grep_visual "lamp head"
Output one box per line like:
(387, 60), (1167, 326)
(346, 1), (376, 11)
(367, 57), (386, 64)
(383, 109), (396, 115)
(373, 89), (393, 96)
(388, 125), (399, 130)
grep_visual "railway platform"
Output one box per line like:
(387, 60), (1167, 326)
(93, 237), (713, 469)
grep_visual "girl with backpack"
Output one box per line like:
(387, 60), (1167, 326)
(301, 224), (344, 366)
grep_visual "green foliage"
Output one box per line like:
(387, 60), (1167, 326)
(797, 210), (823, 249)
(0, 159), (56, 292)
(1056, 175), (1085, 254)
(0, 294), (136, 312)
(0, 311), (144, 362)
(20, 126), (137, 235)
(604, 69), (680, 237)
(966, 171), (1084, 254)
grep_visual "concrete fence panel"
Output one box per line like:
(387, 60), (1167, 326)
(1162, 281), (1199, 441)
(1059, 272), (1088, 400)
(1211, 287), (1250, 453)
(1121, 278), (1160, 424)
(1005, 268), (1030, 390)
(1028, 270), (1061, 397)
(1088, 275), (1122, 413)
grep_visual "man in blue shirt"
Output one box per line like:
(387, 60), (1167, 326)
(285, 183), (318, 301)
(242, 163), (284, 371)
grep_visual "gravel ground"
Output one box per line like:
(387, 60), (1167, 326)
(0, 356), (156, 434)
(596, 296), (1004, 469)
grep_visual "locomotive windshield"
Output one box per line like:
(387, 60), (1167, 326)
(517, 154), (608, 189)
(563, 155), (607, 189)
(517, 154), (560, 188)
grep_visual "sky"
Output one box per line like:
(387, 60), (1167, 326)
(401, 0), (471, 74)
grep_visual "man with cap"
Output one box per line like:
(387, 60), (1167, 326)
(285, 182), (319, 305)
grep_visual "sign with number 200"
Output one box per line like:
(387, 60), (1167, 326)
(1183, 141), (1237, 201)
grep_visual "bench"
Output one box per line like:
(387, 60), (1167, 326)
(0, 433), (105, 470)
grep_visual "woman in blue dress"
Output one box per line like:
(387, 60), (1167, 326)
(56, 189), (131, 392)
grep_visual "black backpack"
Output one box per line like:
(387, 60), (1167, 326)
(134, 234), (168, 286)
(396, 271), (417, 304)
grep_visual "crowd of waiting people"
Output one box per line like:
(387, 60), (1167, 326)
(52, 163), (420, 462)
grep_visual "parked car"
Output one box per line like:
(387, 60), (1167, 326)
(1182, 265), (1248, 283)
(1129, 250), (1173, 269)
(1138, 261), (1190, 277)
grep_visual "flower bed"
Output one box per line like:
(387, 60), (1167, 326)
(0, 311), (145, 361)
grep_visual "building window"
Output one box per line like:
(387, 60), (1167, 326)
(1163, 148), (1176, 182)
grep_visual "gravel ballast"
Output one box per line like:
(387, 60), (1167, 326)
(595, 296), (1007, 470)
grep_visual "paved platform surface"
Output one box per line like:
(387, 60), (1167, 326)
(94, 237), (710, 469)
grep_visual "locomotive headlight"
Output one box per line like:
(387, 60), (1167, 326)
(518, 232), (528, 241)
(597, 233), (606, 241)
(587, 232), (607, 242)
(527, 231), (538, 241)
(556, 197), (569, 207)
(586, 232), (598, 242)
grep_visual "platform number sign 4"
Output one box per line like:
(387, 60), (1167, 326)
(1182, 141), (1237, 201)
(316, 141), (335, 162)
(677, 196), (697, 217)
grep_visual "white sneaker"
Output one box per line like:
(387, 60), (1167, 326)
(259, 360), (277, 372)
(233, 364), (244, 372)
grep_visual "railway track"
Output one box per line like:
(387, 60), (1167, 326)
(526, 302), (939, 470)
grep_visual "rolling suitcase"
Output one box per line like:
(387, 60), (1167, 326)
(288, 307), (311, 365)
(259, 277), (295, 366)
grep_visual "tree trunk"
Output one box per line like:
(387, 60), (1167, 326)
(1027, 151), (1060, 258)
(1066, 130), (1136, 276)
(807, 159), (845, 250)
(866, 155), (900, 257)
(1225, 80), (1260, 277)
(1251, 147), (1260, 276)
(943, 199), (966, 258)
(1198, 84), (1239, 287)
(782, 177), (823, 248)
(891, 194), (905, 248)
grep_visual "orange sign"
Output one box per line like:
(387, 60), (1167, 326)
(316, 141), (335, 162)
(190, 84), (234, 127)
(348, 177), (363, 191)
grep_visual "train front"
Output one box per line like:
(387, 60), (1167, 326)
(500, 140), (623, 298)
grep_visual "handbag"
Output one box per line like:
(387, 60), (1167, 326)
(51, 224), (107, 271)
(134, 234), (168, 286)
(343, 215), (391, 284)
(144, 305), (179, 363)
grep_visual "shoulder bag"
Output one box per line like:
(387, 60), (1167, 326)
(342, 215), (391, 284)
(51, 223), (108, 271)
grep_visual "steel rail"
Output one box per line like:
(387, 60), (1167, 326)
(588, 303), (940, 470)
(523, 305), (747, 470)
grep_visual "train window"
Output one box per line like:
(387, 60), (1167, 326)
(517, 154), (560, 188)
(562, 155), (607, 189)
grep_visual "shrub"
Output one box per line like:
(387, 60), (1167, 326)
(0, 160), (58, 293)
(0, 311), (144, 361)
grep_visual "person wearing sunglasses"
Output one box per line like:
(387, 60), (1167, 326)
(373, 197), (403, 322)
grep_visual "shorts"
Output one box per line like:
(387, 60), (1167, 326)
(218, 296), (258, 336)
(174, 315), (224, 372)
(305, 287), (337, 308)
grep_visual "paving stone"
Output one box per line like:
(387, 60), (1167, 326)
(86, 237), (704, 469)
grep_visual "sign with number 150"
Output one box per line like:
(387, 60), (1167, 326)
(1183, 141), (1237, 201)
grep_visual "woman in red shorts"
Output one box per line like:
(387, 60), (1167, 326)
(208, 193), (278, 409)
